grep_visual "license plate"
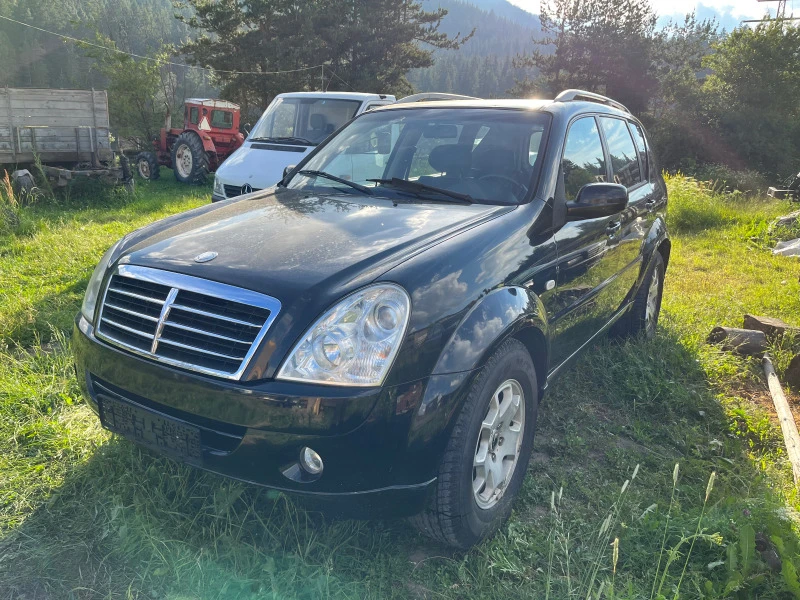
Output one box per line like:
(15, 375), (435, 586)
(99, 394), (202, 465)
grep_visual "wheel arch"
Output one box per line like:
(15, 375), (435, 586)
(431, 285), (549, 378)
(511, 326), (548, 397)
(405, 286), (550, 457)
(656, 237), (671, 270)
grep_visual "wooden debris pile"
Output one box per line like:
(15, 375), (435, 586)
(708, 314), (800, 484)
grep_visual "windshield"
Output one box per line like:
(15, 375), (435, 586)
(250, 97), (362, 145)
(286, 108), (551, 205)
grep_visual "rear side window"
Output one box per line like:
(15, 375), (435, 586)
(189, 107), (199, 125)
(629, 122), (649, 180)
(599, 117), (642, 188)
(562, 117), (607, 201)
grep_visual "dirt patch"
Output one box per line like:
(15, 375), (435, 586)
(731, 379), (800, 425)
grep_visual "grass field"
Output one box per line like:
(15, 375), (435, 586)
(1, 172), (800, 599)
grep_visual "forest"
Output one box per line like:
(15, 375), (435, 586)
(0, 0), (798, 182)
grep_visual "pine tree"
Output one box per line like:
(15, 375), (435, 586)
(176, 0), (471, 106)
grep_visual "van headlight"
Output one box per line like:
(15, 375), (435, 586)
(276, 284), (410, 386)
(213, 176), (225, 197)
(81, 239), (122, 324)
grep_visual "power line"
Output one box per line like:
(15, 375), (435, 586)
(0, 14), (325, 76)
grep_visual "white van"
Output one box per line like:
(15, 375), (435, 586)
(212, 92), (395, 201)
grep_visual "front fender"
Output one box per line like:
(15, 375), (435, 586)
(193, 130), (217, 154)
(400, 286), (549, 477)
(432, 286), (549, 375)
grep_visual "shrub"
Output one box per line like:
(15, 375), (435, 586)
(690, 164), (769, 195)
(665, 173), (735, 233)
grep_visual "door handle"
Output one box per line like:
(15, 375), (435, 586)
(644, 198), (657, 209)
(606, 220), (621, 235)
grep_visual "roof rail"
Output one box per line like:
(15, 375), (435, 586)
(396, 92), (480, 104)
(554, 89), (629, 113)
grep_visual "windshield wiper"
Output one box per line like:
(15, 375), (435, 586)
(367, 178), (474, 204)
(250, 136), (316, 146)
(298, 170), (373, 195)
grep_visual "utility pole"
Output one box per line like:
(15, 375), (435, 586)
(746, 0), (793, 22)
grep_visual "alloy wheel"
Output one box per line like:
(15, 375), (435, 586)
(473, 379), (525, 510)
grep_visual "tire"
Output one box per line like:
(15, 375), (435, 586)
(135, 152), (160, 180)
(171, 132), (210, 184)
(612, 251), (665, 339)
(410, 338), (538, 549)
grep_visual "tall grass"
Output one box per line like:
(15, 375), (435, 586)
(2, 174), (800, 599)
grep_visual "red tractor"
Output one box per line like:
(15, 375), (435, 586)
(135, 98), (245, 184)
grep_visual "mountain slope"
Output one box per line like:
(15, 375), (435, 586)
(411, 0), (541, 97)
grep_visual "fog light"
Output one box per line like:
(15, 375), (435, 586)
(300, 447), (323, 475)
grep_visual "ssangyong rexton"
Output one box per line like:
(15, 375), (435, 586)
(74, 90), (669, 548)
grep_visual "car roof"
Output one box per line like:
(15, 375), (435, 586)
(371, 98), (632, 120)
(275, 91), (396, 102)
(185, 98), (240, 110)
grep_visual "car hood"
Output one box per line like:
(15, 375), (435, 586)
(119, 187), (513, 305)
(215, 143), (312, 191)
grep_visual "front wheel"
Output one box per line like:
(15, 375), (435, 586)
(171, 132), (210, 184)
(410, 338), (538, 549)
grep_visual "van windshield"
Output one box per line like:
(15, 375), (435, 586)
(250, 97), (362, 145)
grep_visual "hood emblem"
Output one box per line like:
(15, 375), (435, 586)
(194, 251), (218, 263)
(241, 183), (253, 195)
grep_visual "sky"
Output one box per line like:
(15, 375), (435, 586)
(507, 0), (792, 29)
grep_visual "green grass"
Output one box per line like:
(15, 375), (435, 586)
(2, 172), (800, 599)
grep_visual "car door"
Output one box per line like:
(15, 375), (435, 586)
(627, 119), (663, 239)
(592, 116), (650, 319)
(548, 115), (629, 370)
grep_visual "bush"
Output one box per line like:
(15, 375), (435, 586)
(0, 171), (29, 236)
(665, 173), (735, 233)
(690, 164), (769, 195)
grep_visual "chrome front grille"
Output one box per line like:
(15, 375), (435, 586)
(223, 184), (261, 198)
(96, 265), (281, 380)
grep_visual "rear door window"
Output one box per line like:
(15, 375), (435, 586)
(598, 116), (642, 188)
(628, 122), (649, 181)
(562, 117), (607, 201)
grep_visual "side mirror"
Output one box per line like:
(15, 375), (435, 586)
(283, 164), (297, 179)
(243, 122), (252, 135)
(566, 183), (628, 220)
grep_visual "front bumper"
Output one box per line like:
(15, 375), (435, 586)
(73, 316), (473, 515)
(211, 193), (226, 203)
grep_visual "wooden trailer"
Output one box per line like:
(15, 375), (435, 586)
(0, 87), (130, 189)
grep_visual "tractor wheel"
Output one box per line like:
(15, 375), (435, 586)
(171, 132), (210, 184)
(135, 152), (160, 181)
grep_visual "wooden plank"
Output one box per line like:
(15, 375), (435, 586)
(763, 355), (800, 485)
(0, 150), (112, 164)
(5, 118), (110, 129)
(8, 99), (108, 110)
(3, 88), (104, 101)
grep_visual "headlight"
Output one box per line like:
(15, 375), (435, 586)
(276, 284), (410, 386)
(80, 240), (122, 323)
(213, 176), (225, 197)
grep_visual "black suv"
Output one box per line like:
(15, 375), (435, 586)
(73, 90), (668, 549)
